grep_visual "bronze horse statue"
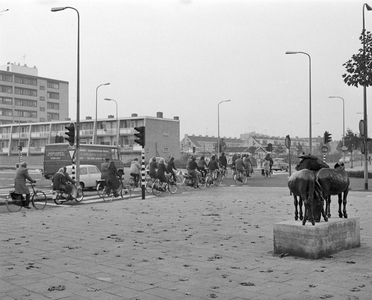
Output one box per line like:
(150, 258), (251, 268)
(296, 155), (350, 219)
(288, 169), (328, 225)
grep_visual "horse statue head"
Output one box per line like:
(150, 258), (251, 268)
(295, 154), (329, 171)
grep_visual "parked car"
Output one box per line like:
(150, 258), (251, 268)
(65, 164), (102, 189)
(272, 159), (289, 171)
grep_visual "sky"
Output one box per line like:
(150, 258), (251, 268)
(1, 0), (371, 141)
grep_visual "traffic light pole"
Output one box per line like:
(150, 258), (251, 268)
(141, 148), (145, 200)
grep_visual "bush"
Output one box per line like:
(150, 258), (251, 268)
(347, 170), (372, 178)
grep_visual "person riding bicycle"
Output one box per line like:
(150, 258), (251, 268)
(156, 158), (169, 190)
(166, 157), (177, 183)
(187, 156), (200, 188)
(243, 154), (252, 177)
(14, 162), (36, 209)
(235, 155), (246, 181)
(130, 158), (141, 187)
(219, 152), (228, 171)
(149, 157), (158, 179)
(52, 166), (76, 200)
(208, 155), (220, 180)
(101, 158), (120, 197)
(197, 156), (208, 178)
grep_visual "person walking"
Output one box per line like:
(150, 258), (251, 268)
(14, 162), (36, 208)
(130, 158), (141, 187)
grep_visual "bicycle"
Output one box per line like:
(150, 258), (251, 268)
(152, 174), (178, 196)
(6, 181), (47, 212)
(206, 169), (222, 187)
(53, 183), (84, 205)
(96, 177), (131, 202)
(219, 166), (228, 179)
(182, 171), (199, 191)
(233, 169), (247, 185)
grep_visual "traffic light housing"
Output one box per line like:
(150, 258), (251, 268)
(267, 143), (273, 152)
(324, 131), (332, 144)
(134, 126), (145, 147)
(65, 123), (75, 146)
(18, 145), (22, 151)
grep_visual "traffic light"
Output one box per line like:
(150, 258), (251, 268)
(18, 145), (22, 151)
(193, 147), (196, 153)
(65, 123), (75, 146)
(324, 131), (332, 144)
(134, 126), (145, 147)
(267, 143), (273, 152)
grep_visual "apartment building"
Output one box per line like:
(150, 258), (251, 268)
(0, 62), (69, 124)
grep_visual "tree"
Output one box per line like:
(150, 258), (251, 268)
(296, 143), (303, 155)
(274, 144), (286, 155)
(343, 31), (372, 87)
(344, 129), (360, 168)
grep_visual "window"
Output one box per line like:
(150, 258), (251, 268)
(47, 113), (59, 121)
(47, 81), (59, 89)
(0, 73), (12, 82)
(163, 147), (169, 152)
(0, 108), (12, 116)
(47, 102), (59, 110)
(40, 86), (45, 90)
(15, 75), (37, 86)
(40, 96), (45, 101)
(163, 131), (169, 137)
(47, 92), (59, 100)
(15, 110), (37, 118)
(15, 98), (37, 107)
(40, 107), (45, 111)
(40, 118), (45, 122)
(0, 97), (12, 105)
(14, 87), (37, 97)
(0, 85), (12, 93)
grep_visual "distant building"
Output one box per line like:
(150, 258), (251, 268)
(0, 112), (180, 166)
(0, 62), (69, 124)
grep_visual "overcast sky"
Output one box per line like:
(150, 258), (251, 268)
(1, 0), (371, 141)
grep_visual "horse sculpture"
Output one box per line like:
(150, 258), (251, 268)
(288, 169), (328, 225)
(296, 155), (350, 219)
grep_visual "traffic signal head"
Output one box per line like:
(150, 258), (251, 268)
(18, 145), (22, 151)
(193, 147), (196, 153)
(134, 126), (145, 147)
(65, 123), (75, 146)
(267, 143), (273, 152)
(324, 131), (332, 144)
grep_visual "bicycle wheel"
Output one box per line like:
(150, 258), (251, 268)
(54, 192), (64, 205)
(128, 177), (136, 191)
(242, 174), (248, 184)
(32, 191), (47, 210)
(120, 185), (132, 199)
(233, 174), (241, 186)
(6, 193), (22, 212)
(168, 181), (178, 194)
(96, 182), (105, 198)
(213, 174), (221, 186)
(198, 176), (207, 190)
(152, 180), (163, 197)
(183, 177), (193, 191)
(75, 186), (84, 202)
(176, 175), (183, 187)
(205, 175), (212, 187)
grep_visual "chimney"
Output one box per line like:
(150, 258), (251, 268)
(173, 116), (179, 120)
(86, 116), (92, 120)
(108, 115), (114, 118)
(156, 112), (163, 118)
(131, 113), (138, 117)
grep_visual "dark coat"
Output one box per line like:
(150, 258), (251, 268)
(107, 161), (120, 190)
(208, 160), (219, 171)
(149, 161), (158, 178)
(52, 171), (75, 193)
(166, 160), (177, 172)
(14, 166), (34, 194)
(101, 161), (110, 179)
(157, 163), (168, 182)
(219, 155), (227, 167)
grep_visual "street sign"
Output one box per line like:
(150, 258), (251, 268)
(321, 145), (329, 153)
(285, 135), (291, 149)
(359, 119), (365, 137)
(341, 146), (348, 151)
(68, 149), (76, 160)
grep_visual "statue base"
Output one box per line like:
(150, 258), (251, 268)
(273, 217), (360, 259)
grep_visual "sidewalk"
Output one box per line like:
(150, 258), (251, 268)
(1, 186), (371, 300)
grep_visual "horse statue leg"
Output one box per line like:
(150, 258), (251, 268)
(326, 195), (331, 218)
(338, 190), (349, 218)
(293, 195), (303, 221)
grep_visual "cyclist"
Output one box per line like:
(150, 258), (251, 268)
(52, 166), (76, 200)
(166, 157), (178, 183)
(187, 156), (199, 188)
(14, 162), (36, 209)
(197, 156), (208, 178)
(156, 158), (169, 190)
(208, 155), (220, 181)
(243, 154), (252, 177)
(235, 155), (246, 182)
(149, 157), (158, 179)
(130, 158), (141, 187)
(265, 153), (274, 175)
(219, 152), (228, 173)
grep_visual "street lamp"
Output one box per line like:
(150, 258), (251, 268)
(217, 100), (231, 158)
(94, 83), (110, 144)
(286, 51), (312, 154)
(104, 98), (119, 146)
(362, 3), (372, 190)
(51, 6), (81, 184)
(329, 96), (345, 163)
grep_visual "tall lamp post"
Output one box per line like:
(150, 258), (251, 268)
(104, 98), (119, 146)
(94, 83), (110, 144)
(362, 3), (372, 190)
(329, 96), (345, 163)
(217, 100), (231, 158)
(51, 6), (80, 184)
(286, 51), (312, 154)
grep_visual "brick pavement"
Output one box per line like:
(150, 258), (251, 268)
(1, 186), (372, 300)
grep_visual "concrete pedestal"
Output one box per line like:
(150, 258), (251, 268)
(273, 217), (360, 259)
